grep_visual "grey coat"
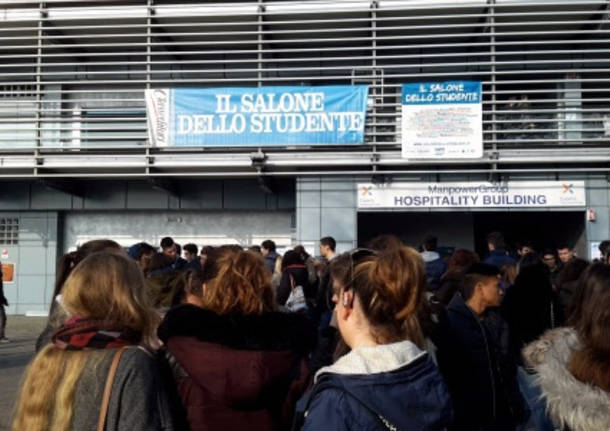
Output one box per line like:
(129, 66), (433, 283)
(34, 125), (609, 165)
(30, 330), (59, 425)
(71, 346), (175, 431)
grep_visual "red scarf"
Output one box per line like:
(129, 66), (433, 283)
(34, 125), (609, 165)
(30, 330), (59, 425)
(52, 316), (141, 350)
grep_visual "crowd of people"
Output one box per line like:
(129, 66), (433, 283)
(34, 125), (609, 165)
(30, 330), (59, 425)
(9, 232), (610, 430)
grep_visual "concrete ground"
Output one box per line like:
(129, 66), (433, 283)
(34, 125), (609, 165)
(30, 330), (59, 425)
(0, 315), (47, 430)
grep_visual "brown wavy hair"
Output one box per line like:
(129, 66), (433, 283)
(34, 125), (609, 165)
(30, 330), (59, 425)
(351, 246), (427, 347)
(201, 250), (275, 315)
(568, 263), (610, 392)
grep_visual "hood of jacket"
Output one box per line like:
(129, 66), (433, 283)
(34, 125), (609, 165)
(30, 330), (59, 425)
(313, 341), (452, 429)
(523, 327), (610, 431)
(158, 304), (316, 407)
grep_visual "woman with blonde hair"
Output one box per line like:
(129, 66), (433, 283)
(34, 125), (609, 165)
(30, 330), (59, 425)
(13, 251), (175, 431)
(295, 246), (452, 430)
(158, 249), (316, 430)
(35, 239), (122, 351)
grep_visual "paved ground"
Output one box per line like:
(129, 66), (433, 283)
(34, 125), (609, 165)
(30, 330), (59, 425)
(0, 315), (47, 430)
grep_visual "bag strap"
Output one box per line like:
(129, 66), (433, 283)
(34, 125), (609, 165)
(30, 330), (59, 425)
(97, 346), (128, 431)
(295, 379), (401, 431)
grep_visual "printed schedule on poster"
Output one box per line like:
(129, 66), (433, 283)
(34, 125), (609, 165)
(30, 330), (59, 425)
(401, 81), (483, 159)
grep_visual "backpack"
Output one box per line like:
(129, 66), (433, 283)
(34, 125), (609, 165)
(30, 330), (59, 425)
(285, 273), (308, 313)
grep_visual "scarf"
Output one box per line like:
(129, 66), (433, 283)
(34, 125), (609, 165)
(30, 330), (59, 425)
(52, 316), (142, 350)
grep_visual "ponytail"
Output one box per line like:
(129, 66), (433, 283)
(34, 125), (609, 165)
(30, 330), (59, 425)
(353, 246), (427, 347)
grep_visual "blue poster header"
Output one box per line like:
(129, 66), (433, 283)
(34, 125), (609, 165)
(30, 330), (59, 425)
(402, 81), (481, 105)
(146, 85), (369, 147)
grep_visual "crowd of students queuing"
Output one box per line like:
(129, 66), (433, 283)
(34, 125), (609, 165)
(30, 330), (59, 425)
(9, 232), (610, 431)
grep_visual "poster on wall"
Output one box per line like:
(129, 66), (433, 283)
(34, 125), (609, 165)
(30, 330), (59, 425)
(590, 241), (601, 261)
(1, 262), (15, 284)
(401, 81), (483, 159)
(357, 181), (586, 209)
(146, 85), (369, 147)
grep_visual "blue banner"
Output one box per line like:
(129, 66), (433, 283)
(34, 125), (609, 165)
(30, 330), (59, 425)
(402, 81), (481, 105)
(146, 85), (369, 147)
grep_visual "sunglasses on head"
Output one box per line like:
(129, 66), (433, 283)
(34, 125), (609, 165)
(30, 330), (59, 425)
(345, 247), (378, 292)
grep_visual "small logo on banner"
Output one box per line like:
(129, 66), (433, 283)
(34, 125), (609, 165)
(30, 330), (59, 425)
(146, 89), (170, 146)
(562, 183), (574, 194)
(361, 186), (373, 196)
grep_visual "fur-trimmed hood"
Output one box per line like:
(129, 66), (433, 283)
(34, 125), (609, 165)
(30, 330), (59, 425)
(158, 304), (316, 353)
(522, 327), (610, 431)
(315, 340), (426, 382)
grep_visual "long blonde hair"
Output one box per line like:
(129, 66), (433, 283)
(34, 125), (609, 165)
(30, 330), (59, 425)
(12, 251), (158, 431)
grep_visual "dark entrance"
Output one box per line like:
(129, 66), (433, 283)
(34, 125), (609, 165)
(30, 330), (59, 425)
(357, 211), (585, 258)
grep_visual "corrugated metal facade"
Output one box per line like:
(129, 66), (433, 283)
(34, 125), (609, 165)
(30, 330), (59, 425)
(0, 0), (609, 177)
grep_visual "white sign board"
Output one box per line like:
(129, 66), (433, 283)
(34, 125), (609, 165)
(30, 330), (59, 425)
(358, 181), (586, 209)
(401, 81), (483, 159)
(590, 241), (601, 261)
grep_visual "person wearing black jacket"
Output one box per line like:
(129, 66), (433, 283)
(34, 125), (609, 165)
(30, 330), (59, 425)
(501, 254), (564, 362)
(437, 263), (528, 430)
(0, 264), (8, 342)
(276, 250), (316, 311)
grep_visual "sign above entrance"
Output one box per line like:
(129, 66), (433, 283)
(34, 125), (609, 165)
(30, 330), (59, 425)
(401, 81), (483, 159)
(146, 85), (369, 147)
(357, 181), (586, 209)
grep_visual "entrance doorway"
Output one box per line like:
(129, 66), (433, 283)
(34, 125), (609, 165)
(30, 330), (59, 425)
(357, 211), (585, 258)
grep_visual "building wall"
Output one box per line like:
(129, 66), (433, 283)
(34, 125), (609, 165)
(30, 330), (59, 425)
(62, 210), (293, 253)
(586, 178), (610, 259)
(0, 212), (57, 315)
(296, 177), (358, 254)
(0, 179), (295, 212)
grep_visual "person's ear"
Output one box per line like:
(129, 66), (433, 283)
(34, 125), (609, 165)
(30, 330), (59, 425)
(337, 291), (354, 320)
(343, 291), (354, 309)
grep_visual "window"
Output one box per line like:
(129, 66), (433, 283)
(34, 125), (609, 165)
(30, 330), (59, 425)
(0, 218), (19, 245)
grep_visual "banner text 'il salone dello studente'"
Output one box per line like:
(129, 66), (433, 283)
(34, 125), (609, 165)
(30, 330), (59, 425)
(146, 86), (369, 147)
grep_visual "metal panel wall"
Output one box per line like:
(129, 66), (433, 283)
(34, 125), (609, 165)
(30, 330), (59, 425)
(62, 210), (294, 253)
(0, 0), (609, 177)
(0, 211), (57, 315)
